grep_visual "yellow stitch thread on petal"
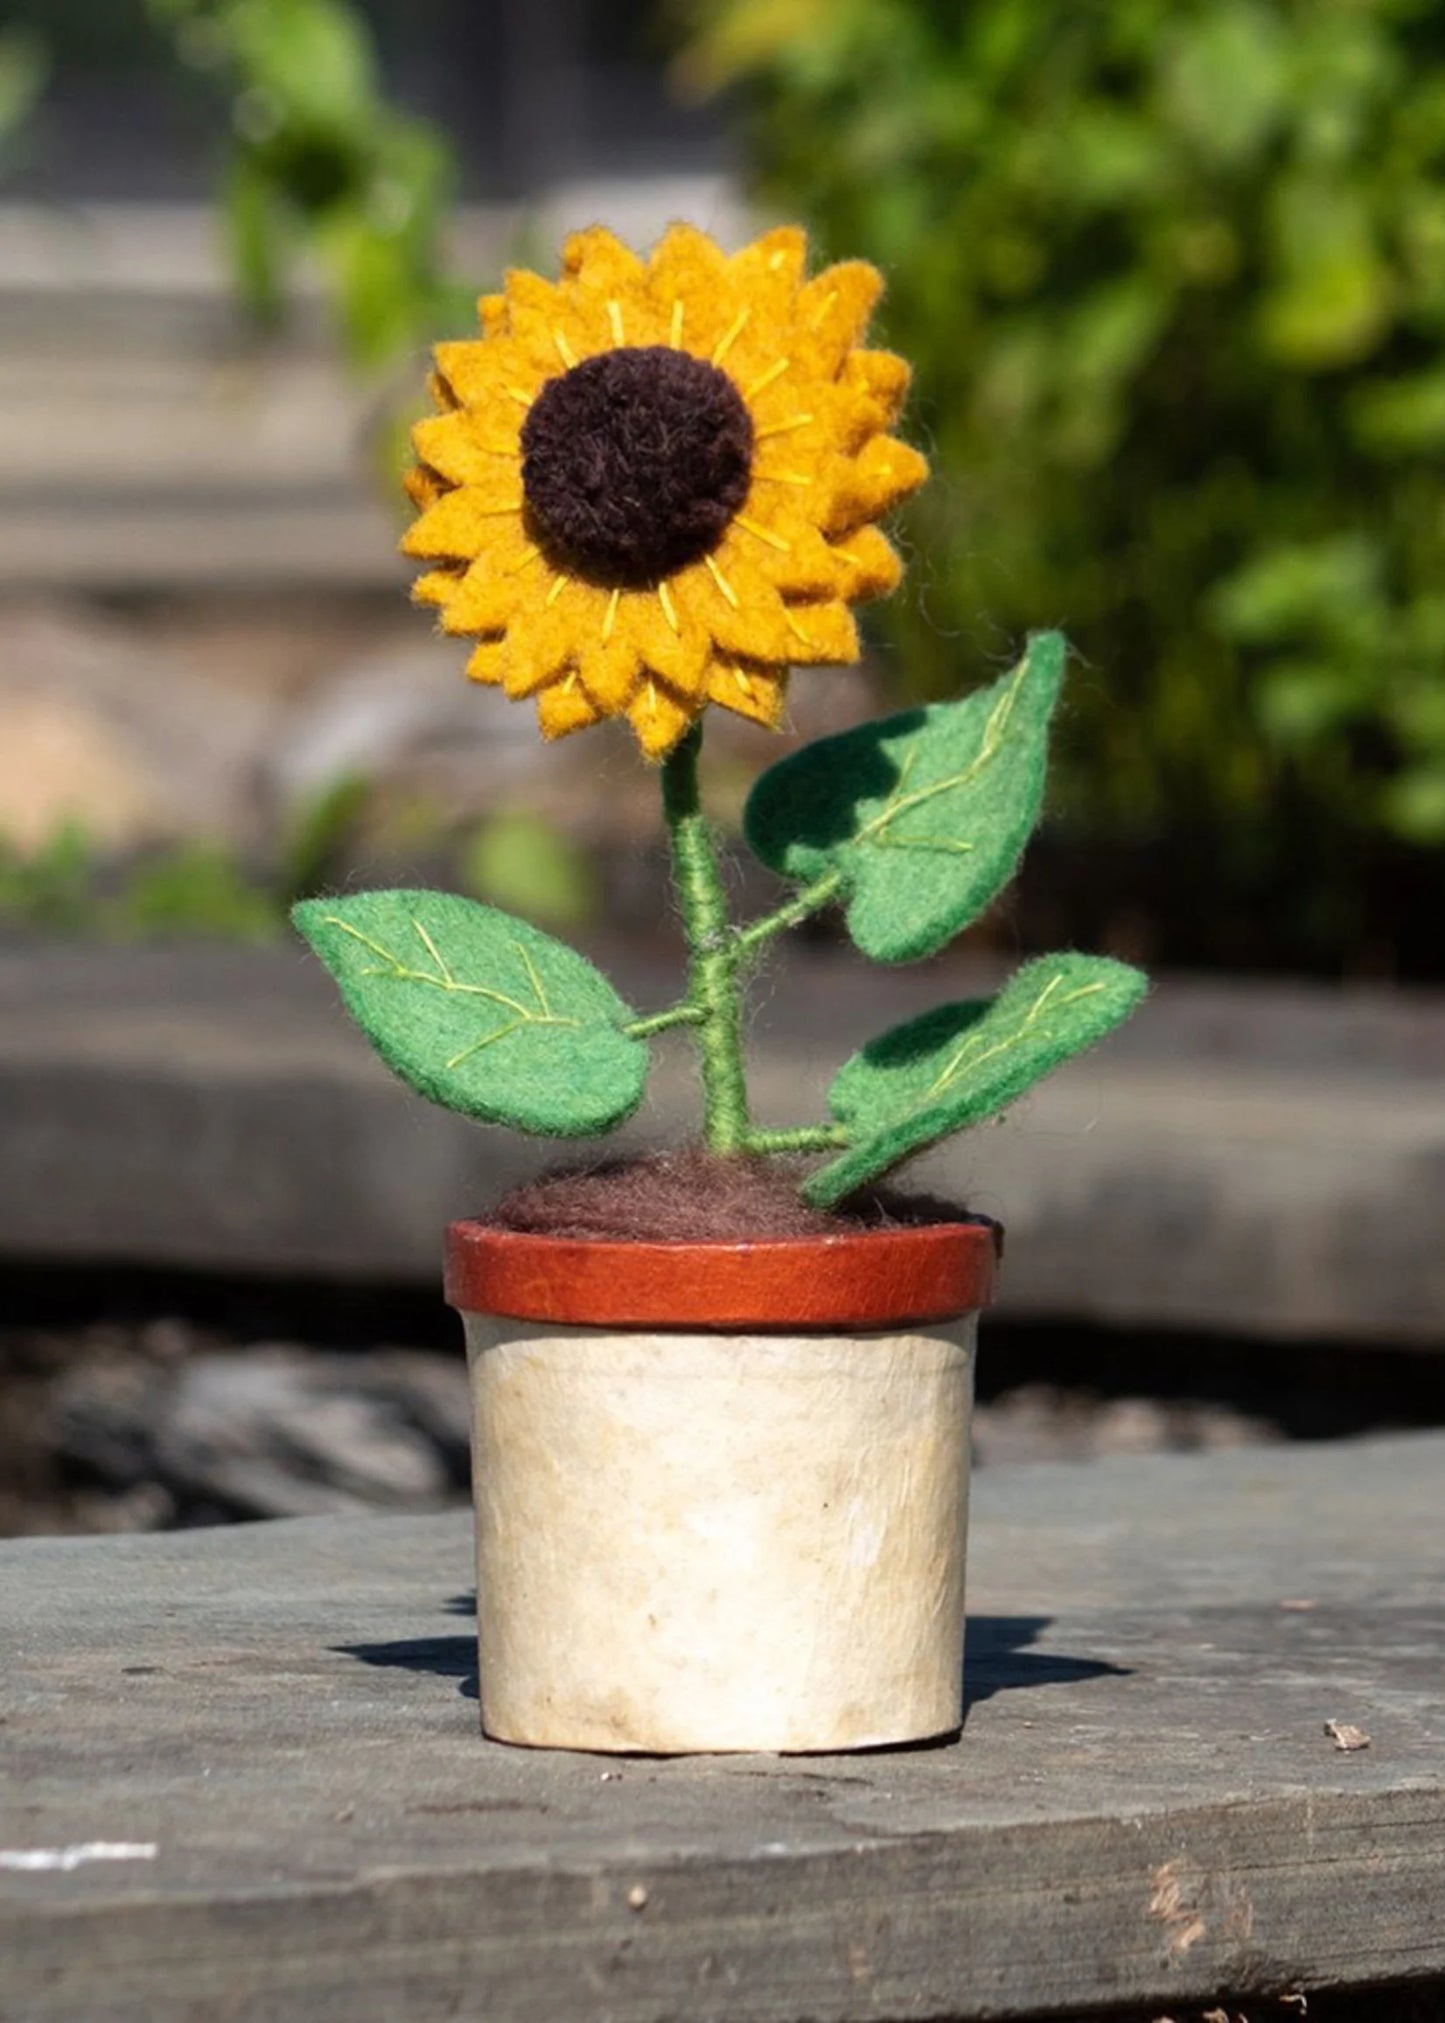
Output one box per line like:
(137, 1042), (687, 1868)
(736, 514), (791, 553)
(758, 468), (811, 487)
(602, 586), (621, 643)
(705, 554), (739, 607)
(735, 667), (755, 696)
(504, 385), (533, 406)
(606, 299), (625, 345)
(786, 611), (816, 648)
(553, 330), (578, 369)
(669, 299), (684, 348)
(546, 574), (567, 607)
(756, 413), (815, 440)
(711, 306), (751, 366)
(747, 357), (790, 399)
(657, 581), (679, 632)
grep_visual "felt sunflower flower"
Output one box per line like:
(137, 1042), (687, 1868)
(401, 223), (927, 759)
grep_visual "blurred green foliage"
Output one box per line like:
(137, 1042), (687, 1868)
(148, 0), (469, 370)
(462, 808), (599, 933)
(0, 783), (596, 944)
(0, 25), (47, 182)
(0, 828), (281, 941)
(680, 0), (1445, 869)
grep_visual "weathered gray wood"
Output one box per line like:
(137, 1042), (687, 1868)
(2, 1435), (1443, 2021)
(2, 942), (1445, 1346)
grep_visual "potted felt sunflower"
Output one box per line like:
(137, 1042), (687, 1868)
(296, 223), (1146, 1755)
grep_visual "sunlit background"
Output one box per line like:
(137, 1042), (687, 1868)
(2, 0), (1442, 1534)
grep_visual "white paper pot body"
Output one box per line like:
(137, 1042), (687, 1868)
(461, 1317), (977, 1755)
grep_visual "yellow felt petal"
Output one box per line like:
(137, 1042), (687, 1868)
(433, 338), (540, 413)
(478, 292), (509, 337)
(400, 485), (524, 560)
(778, 598), (860, 665)
(826, 435), (930, 535)
(796, 260), (884, 372)
(645, 223), (733, 357)
(411, 564), (464, 611)
(627, 678), (699, 760)
(512, 294), (613, 373)
(671, 557), (796, 667)
(503, 267), (568, 321)
(721, 509), (842, 598)
(501, 599), (583, 694)
(612, 588), (712, 697)
(648, 220), (729, 290)
(465, 638), (507, 687)
(403, 462), (450, 513)
(535, 676), (603, 742)
(500, 266), (612, 374)
(708, 657), (787, 729)
(411, 412), (520, 487)
(726, 225), (808, 301)
(842, 348), (911, 430)
(829, 524), (904, 602)
(438, 535), (539, 633)
(576, 631), (645, 712)
(562, 225), (647, 293)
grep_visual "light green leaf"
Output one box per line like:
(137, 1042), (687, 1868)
(744, 633), (1065, 963)
(293, 889), (647, 1136)
(802, 954), (1148, 1208)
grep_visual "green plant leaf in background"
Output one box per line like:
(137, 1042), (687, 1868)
(115, 843), (279, 941)
(802, 952), (1148, 1207)
(292, 890), (647, 1135)
(0, 25), (47, 176)
(744, 632), (1064, 963)
(461, 808), (597, 933)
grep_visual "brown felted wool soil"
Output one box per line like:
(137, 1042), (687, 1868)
(490, 1148), (987, 1245)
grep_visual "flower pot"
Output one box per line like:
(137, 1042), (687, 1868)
(445, 1219), (998, 1755)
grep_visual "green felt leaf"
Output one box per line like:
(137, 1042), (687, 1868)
(802, 953), (1147, 1208)
(293, 889), (647, 1136)
(744, 632), (1065, 963)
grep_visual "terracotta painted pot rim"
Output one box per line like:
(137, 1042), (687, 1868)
(445, 1217), (1000, 1332)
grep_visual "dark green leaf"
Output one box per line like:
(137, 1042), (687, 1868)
(293, 889), (647, 1136)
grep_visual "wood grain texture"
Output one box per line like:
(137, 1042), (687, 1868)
(445, 1219), (999, 1329)
(1, 1434), (1442, 2020)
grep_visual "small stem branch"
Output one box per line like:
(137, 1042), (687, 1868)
(624, 1004), (706, 1039)
(660, 725), (751, 1154)
(744, 1126), (850, 1156)
(733, 869), (845, 955)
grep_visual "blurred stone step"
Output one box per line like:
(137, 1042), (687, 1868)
(1, 943), (1442, 1346)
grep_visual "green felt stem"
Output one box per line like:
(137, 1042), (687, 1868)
(660, 725), (752, 1155)
(733, 870), (845, 955)
(744, 1125), (850, 1156)
(624, 1004), (706, 1039)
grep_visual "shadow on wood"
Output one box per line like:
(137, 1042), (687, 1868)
(334, 1608), (1130, 1719)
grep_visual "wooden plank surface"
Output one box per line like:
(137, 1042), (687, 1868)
(2, 1434), (1442, 2020)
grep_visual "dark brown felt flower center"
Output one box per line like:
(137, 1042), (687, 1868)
(520, 346), (754, 587)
